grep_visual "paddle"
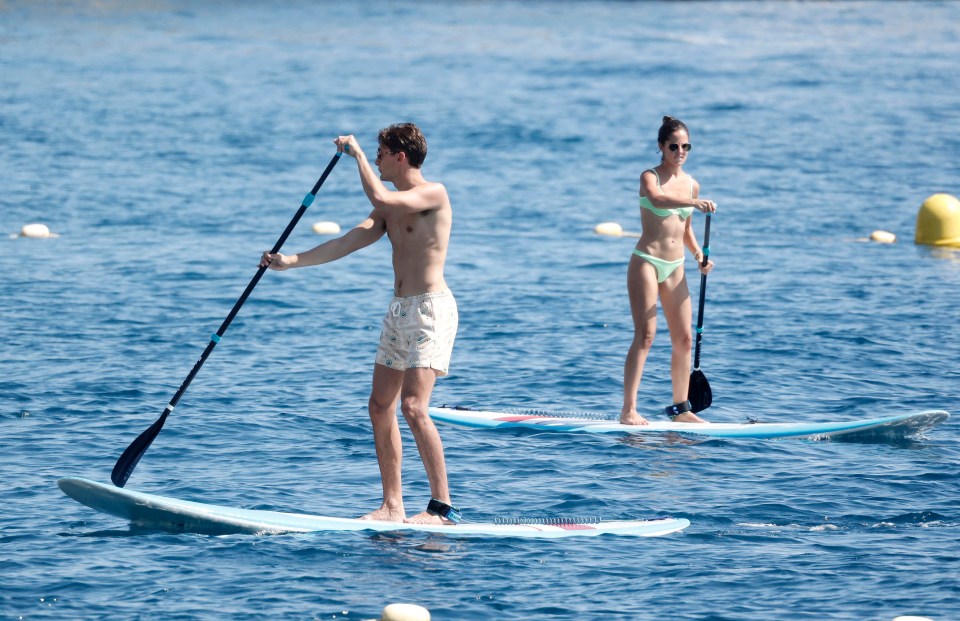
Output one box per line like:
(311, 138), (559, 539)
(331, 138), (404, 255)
(111, 152), (343, 487)
(688, 213), (712, 413)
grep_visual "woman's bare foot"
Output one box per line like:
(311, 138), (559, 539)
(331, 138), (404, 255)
(359, 504), (405, 522)
(620, 410), (650, 425)
(405, 511), (453, 525)
(671, 411), (707, 423)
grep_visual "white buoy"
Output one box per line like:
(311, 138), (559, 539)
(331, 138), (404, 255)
(870, 230), (896, 243)
(892, 617), (934, 621)
(368, 603), (429, 621)
(594, 221), (642, 239)
(594, 221), (624, 236)
(19, 223), (59, 238)
(311, 221), (341, 235)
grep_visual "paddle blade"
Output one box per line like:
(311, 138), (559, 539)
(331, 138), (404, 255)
(688, 369), (712, 413)
(111, 410), (170, 487)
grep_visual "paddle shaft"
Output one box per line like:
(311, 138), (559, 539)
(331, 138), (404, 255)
(111, 152), (342, 487)
(692, 213), (711, 370)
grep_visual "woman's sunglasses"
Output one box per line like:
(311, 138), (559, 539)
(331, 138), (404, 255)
(668, 143), (692, 153)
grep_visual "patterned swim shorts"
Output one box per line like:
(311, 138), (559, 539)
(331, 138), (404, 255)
(375, 289), (458, 376)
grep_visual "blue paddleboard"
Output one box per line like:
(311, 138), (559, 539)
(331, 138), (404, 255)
(429, 406), (949, 440)
(58, 477), (689, 539)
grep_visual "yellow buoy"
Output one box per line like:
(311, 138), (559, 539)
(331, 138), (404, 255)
(20, 223), (59, 238)
(915, 193), (960, 247)
(311, 221), (341, 235)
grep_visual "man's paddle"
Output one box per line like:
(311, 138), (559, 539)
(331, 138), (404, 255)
(688, 213), (712, 413)
(111, 152), (343, 487)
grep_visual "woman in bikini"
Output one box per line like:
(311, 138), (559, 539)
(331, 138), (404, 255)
(621, 116), (716, 425)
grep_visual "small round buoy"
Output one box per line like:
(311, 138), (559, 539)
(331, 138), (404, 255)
(915, 193), (960, 247)
(20, 223), (58, 238)
(311, 221), (341, 235)
(892, 616), (934, 621)
(594, 222), (624, 236)
(869, 230), (896, 244)
(380, 603), (430, 621)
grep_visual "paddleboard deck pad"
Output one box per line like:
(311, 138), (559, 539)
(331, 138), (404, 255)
(58, 477), (689, 538)
(430, 406), (949, 440)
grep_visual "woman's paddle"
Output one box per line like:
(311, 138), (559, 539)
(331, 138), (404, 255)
(688, 213), (712, 413)
(111, 152), (343, 487)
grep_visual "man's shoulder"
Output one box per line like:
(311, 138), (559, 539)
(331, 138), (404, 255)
(418, 179), (447, 193)
(415, 180), (450, 208)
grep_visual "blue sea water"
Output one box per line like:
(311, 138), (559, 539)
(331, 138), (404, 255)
(2, 1), (959, 619)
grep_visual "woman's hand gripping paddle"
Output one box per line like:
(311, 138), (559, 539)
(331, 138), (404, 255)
(111, 152), (343, 487)
(688, 213), (712, 413)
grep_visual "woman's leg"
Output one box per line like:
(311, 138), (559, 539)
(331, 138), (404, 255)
(621, 256), (659, 424)
(660, 270), (706, 423)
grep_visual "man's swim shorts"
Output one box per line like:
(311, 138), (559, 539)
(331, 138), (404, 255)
(376, 289), (458, 376)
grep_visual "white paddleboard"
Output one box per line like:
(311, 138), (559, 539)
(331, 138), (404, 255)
(429, 406), (949, 440)
(58, 477), (689, 539)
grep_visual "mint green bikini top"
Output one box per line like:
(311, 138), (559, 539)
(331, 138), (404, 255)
(639, 169), (694, 220)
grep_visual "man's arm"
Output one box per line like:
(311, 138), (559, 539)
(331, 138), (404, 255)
(336, 136), (444, 213)
(261, 212), (385, 270)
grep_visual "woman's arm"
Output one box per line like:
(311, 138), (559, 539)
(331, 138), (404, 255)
(641, 172), (716, 213)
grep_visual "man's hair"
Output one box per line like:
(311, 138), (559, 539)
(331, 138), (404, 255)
(378, 123), (427, 168)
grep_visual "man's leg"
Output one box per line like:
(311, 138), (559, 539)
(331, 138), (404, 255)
(398, 367), (452, 524)
(361, 363), (405, 521)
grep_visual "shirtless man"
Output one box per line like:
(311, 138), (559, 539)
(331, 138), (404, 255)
(260, 123), (460, 525)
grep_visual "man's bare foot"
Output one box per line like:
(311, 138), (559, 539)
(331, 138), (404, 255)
(404, 511), (453, 525)
(620, 410), (650, 425)
(359, 505), (405, 522)
(671, 411), (707, 423)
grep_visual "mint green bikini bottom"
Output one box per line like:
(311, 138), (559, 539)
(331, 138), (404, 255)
(632, 249), (684, 283)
